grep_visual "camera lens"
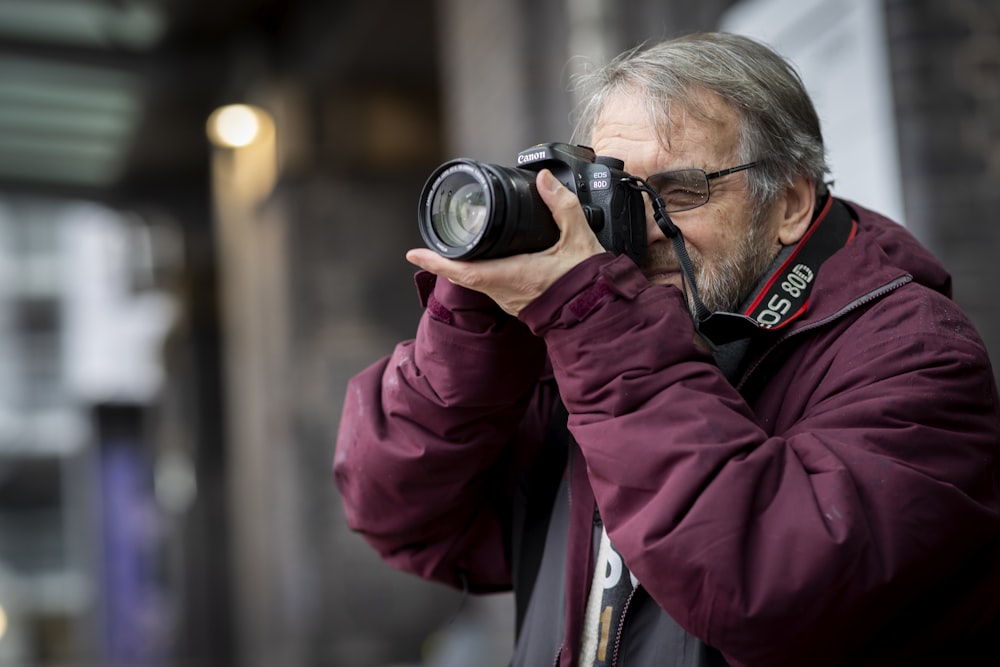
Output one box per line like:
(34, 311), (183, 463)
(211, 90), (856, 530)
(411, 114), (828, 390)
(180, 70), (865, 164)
(431, 174), (488, 247)
(418, 159), (558, 260)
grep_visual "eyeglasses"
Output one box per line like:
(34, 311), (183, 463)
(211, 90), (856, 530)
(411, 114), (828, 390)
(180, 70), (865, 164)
(645, 162), (759, 213)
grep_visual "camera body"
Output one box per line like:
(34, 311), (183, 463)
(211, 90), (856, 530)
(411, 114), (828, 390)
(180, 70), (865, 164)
(417, 142), (646, 263)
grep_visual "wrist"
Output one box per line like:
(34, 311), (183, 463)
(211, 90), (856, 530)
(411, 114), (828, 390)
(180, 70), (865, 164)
(519, 253), (647, 335)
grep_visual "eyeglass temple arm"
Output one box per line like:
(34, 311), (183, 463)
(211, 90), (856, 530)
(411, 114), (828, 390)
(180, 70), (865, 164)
(704, 161), (759, 180)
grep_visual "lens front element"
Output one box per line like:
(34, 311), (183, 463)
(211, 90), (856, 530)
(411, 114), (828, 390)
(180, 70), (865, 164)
(433, 176), (488, 247)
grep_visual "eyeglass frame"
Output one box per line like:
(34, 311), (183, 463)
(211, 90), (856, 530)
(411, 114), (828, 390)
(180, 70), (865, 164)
(645, 161), (760, 213)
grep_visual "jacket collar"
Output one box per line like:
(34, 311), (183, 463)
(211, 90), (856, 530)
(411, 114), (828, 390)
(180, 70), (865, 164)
(699, 196), (857, 348)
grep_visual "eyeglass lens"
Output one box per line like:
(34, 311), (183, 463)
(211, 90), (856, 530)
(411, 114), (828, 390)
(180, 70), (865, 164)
(647, 169), (710, 212)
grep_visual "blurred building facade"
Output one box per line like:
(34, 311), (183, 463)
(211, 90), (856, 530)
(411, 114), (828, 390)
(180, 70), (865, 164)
(0, 0), (996, 666)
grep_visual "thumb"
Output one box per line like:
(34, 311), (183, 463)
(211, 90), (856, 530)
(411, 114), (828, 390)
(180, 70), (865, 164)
(535, 169), (605, 260)
(536, 169), (587, 232)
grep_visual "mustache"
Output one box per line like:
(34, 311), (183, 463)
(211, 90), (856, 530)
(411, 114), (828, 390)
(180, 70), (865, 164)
(640, 241), (697, 274)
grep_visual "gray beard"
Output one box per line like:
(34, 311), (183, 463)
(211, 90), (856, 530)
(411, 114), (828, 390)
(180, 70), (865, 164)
(644, 211), (778, 315)
(696, 215), (777, 314)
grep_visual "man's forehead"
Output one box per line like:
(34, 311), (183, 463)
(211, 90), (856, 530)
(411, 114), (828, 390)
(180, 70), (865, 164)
(589, 86), (743, 171)
(593, 86), (738, 152)
(650, 88), (740, 151)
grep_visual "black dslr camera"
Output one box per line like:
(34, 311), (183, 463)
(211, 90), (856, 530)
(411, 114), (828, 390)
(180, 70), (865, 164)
(417, 142), (646, 264)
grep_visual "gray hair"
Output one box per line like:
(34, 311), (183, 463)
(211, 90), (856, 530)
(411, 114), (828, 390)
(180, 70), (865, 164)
(571, 32), (830, 209)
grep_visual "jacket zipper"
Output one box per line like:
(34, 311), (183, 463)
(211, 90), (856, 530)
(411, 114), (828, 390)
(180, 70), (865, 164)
(737, 275), (912, 391)
(610, 586), (639, 666)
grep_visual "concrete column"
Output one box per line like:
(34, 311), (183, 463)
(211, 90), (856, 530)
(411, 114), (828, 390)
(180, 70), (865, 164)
(435, 0), (574, 159)
(209, 108), (303, 667)
(884, 0), (1000, 379)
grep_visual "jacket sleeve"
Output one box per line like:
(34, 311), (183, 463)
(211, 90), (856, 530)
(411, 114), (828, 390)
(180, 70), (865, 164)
(334, 272), (551, 592)
(519, 253), (1000, 666)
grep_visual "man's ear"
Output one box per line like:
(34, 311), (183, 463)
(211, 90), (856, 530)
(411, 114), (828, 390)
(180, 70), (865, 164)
(777, 175), (817, 246)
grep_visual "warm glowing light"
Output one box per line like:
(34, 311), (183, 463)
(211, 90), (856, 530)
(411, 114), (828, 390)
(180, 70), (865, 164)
(207, 104), (267, 148)
(0, 603), (7, 641)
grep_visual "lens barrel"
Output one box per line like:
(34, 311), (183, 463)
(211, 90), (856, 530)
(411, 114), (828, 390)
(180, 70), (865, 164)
(417, 159), (558, 260)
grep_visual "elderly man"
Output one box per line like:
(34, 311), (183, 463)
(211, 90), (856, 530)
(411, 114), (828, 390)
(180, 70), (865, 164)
(334, 32), (1000, 666)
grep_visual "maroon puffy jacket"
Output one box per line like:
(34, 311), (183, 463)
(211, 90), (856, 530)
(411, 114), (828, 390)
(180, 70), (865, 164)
(334, 199), (1000, 666)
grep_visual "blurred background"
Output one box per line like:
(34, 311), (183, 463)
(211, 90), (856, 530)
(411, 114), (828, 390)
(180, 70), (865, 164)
(0, 0), (995, 665)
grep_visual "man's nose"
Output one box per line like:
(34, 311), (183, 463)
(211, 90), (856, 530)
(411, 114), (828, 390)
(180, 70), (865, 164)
(645, 199), (666, 245)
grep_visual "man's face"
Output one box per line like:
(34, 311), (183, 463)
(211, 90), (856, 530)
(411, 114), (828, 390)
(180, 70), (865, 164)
(590, 89), (781, 313)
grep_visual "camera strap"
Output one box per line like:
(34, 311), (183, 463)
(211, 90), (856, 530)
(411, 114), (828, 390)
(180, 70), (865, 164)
(625, 177), (714, 323)
(626, 179), (857, 346)
(697, 195), (857, 345)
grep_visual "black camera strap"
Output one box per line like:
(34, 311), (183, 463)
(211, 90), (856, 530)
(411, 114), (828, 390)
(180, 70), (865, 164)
(625, 177), (713, 323)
